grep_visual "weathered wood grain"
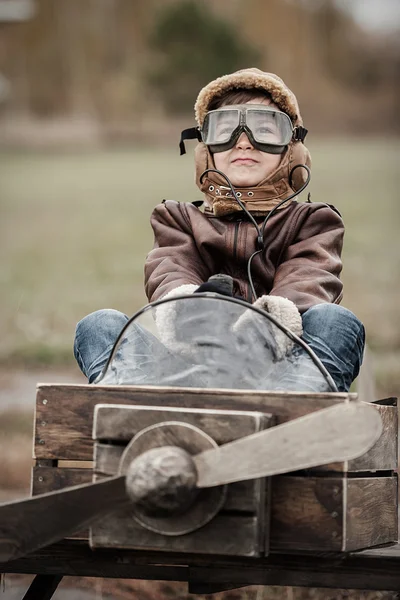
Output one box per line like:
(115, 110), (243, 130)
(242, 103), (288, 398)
(271, 476), (343, 552)
(271, 475), (398, 553)
(35, 384), (353, 461)
(92, 405), (270, 554)
(35, 385), (395, 473)
(31, 466), (398, 553)
(93, 403), (271, 444)
(2, 539), (400, 591)
(90, 510), (262, 557)
(32, 466), (91, 494)
(345, 477), (398, 551)
(312, 404), (398, 473)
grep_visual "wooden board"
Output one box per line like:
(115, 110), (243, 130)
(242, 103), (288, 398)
(32, 467), (398, 553)
(34, 383), (354, 462)
(91, 405), (271, 557)
(90, 510), (261, 557)
(318, 403), (398, 473)
(93, 403), (271, 444)
(270, 475), (398, 553)
(34, 385), (396, 473)
(2, 539), (400, 591)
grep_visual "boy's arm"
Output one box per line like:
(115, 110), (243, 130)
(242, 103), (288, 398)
(269, 204), (344, 313)
(145, 201), (212, 302)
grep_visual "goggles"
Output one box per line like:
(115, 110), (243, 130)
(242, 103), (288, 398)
(179, 105), (307, 156)
(202, 105), (298, 154)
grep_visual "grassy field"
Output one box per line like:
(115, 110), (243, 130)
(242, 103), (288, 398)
(0, 138), (399, 397)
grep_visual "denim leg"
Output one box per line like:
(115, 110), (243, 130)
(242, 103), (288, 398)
(74, 309), (129, 382)
(301, 304), (365, 392)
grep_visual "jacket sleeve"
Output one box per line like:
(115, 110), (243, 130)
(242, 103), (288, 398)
(144, 201), (212, 302)
(270, 205), (344, 313)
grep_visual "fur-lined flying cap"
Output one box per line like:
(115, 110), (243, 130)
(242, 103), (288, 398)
(194, 67), (303, 128)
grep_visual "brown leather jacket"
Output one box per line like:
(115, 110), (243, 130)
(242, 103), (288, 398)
(144, 199), (344, 314)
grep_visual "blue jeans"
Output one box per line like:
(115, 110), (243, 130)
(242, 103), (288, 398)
(73, 303), (365, 392)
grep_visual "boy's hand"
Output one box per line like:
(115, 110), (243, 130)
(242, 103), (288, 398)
(194, 274), (233, 297)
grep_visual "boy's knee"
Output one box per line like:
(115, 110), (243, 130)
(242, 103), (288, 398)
(303, 303), (365, 346)
(75, 309), (128, 338)
(304, 303), (361, 327)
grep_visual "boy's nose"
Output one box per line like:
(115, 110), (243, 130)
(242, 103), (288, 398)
(235, 132), (254, 150)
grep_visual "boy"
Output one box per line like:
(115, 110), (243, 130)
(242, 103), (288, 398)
(74, 68), (364, 391)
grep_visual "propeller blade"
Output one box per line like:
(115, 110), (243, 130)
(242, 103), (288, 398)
(194, 402), (382, 488)
(0, 475), (128, 563)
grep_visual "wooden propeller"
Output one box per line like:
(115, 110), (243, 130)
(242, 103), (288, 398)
(0, 401), (382, 563)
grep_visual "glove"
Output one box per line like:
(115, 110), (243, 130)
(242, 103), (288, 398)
(154, 276), (234, 359)
(194, 274), (234, 297)
(233, 295), (303, 360)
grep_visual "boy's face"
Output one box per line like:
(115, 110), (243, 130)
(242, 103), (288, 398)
(213, 97), (283, 187)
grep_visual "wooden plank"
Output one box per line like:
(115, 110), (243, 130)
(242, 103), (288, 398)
(31, 467), (398, 553)
(312, 404), (398, 473)
(93, 405), (270, 557)
(2, 539), (400, 591)
(34, 383), (353, 461)
(90, 510), (261, 557)
(32, 467), (91, 495)
(345, 477), (398, 551)
(271, 476), (398, 553)
(93, 404), (271, 444)
(348, 403), (397, 472)
(271, 476), (343, 552)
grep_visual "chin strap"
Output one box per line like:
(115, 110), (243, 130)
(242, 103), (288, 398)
(180, 127), (202, 155)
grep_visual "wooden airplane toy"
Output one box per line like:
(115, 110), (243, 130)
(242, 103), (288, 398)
(0, 295), (398, 598)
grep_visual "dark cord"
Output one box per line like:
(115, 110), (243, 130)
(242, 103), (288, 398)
(200, 164), (311, 301)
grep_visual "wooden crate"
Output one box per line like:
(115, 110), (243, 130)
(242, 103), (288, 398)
(32, 384), (398, 556)
(91, 404), (273, 557)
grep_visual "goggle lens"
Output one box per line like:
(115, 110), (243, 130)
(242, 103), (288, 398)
(246, 109), (292, 145)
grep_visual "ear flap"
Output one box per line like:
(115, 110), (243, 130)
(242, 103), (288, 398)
(194, 143), (211, 190)
(289, 142), (312, 192)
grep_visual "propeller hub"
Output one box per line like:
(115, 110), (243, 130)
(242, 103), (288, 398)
(125, 446), (199, 517)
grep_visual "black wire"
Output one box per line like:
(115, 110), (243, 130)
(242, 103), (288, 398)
(200, 168), (263, 241)
(200, 164), (311, 301)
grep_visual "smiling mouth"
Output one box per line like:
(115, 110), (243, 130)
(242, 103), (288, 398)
(232, 158), (257, 164)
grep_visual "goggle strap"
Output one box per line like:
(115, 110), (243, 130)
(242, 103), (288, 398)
(293, 126), (308, 142)
(179, 127), (202, 155)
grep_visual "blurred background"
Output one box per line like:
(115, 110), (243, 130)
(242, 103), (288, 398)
(0, 0), (399, 598)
